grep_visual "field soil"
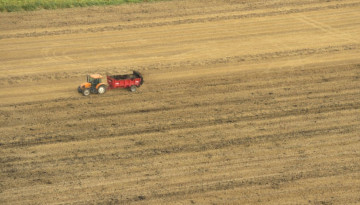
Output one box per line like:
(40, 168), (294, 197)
(0, 0), (359, 204)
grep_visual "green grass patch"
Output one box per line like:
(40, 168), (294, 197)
(0, 0), (167, 12)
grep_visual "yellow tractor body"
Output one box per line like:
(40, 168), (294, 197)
(78, 74), (107, 96)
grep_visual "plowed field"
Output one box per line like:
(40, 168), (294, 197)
(1, 0), (359, 204)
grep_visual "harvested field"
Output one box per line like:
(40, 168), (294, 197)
(0, 0), (359, 204)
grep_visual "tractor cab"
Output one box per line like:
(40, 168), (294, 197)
(78, 74), (107, 96)
(87, 74), (102, 88)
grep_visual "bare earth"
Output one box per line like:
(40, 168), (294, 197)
(0, 0), (359, 204)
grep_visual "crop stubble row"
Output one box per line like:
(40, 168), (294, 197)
(0, 0), (360, 204)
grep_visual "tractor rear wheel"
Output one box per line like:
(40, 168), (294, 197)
(97, 85), (106, 94)
(130, 85), (136, 92)
(83, 88), (90, 96)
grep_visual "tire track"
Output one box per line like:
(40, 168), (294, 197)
(0, 44), (358, 85)
(3, 99), (358, 148)
(1, 2), (359, 39)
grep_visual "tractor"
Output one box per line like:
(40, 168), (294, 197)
(77, 74), (106, 96)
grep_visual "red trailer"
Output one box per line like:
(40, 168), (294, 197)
(107, 71), (144, 92)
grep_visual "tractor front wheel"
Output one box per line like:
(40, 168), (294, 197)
(98, 85), (106, 94)
(83, 88), (90, 96)
(130, 85), (136, 92)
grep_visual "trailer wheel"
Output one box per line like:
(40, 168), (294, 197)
(130, 85), (136, 92)
(83, 88), (90, 96)
(97, 85), (106, 94)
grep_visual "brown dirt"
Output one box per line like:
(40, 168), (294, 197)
(0, 0), (359, 204)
